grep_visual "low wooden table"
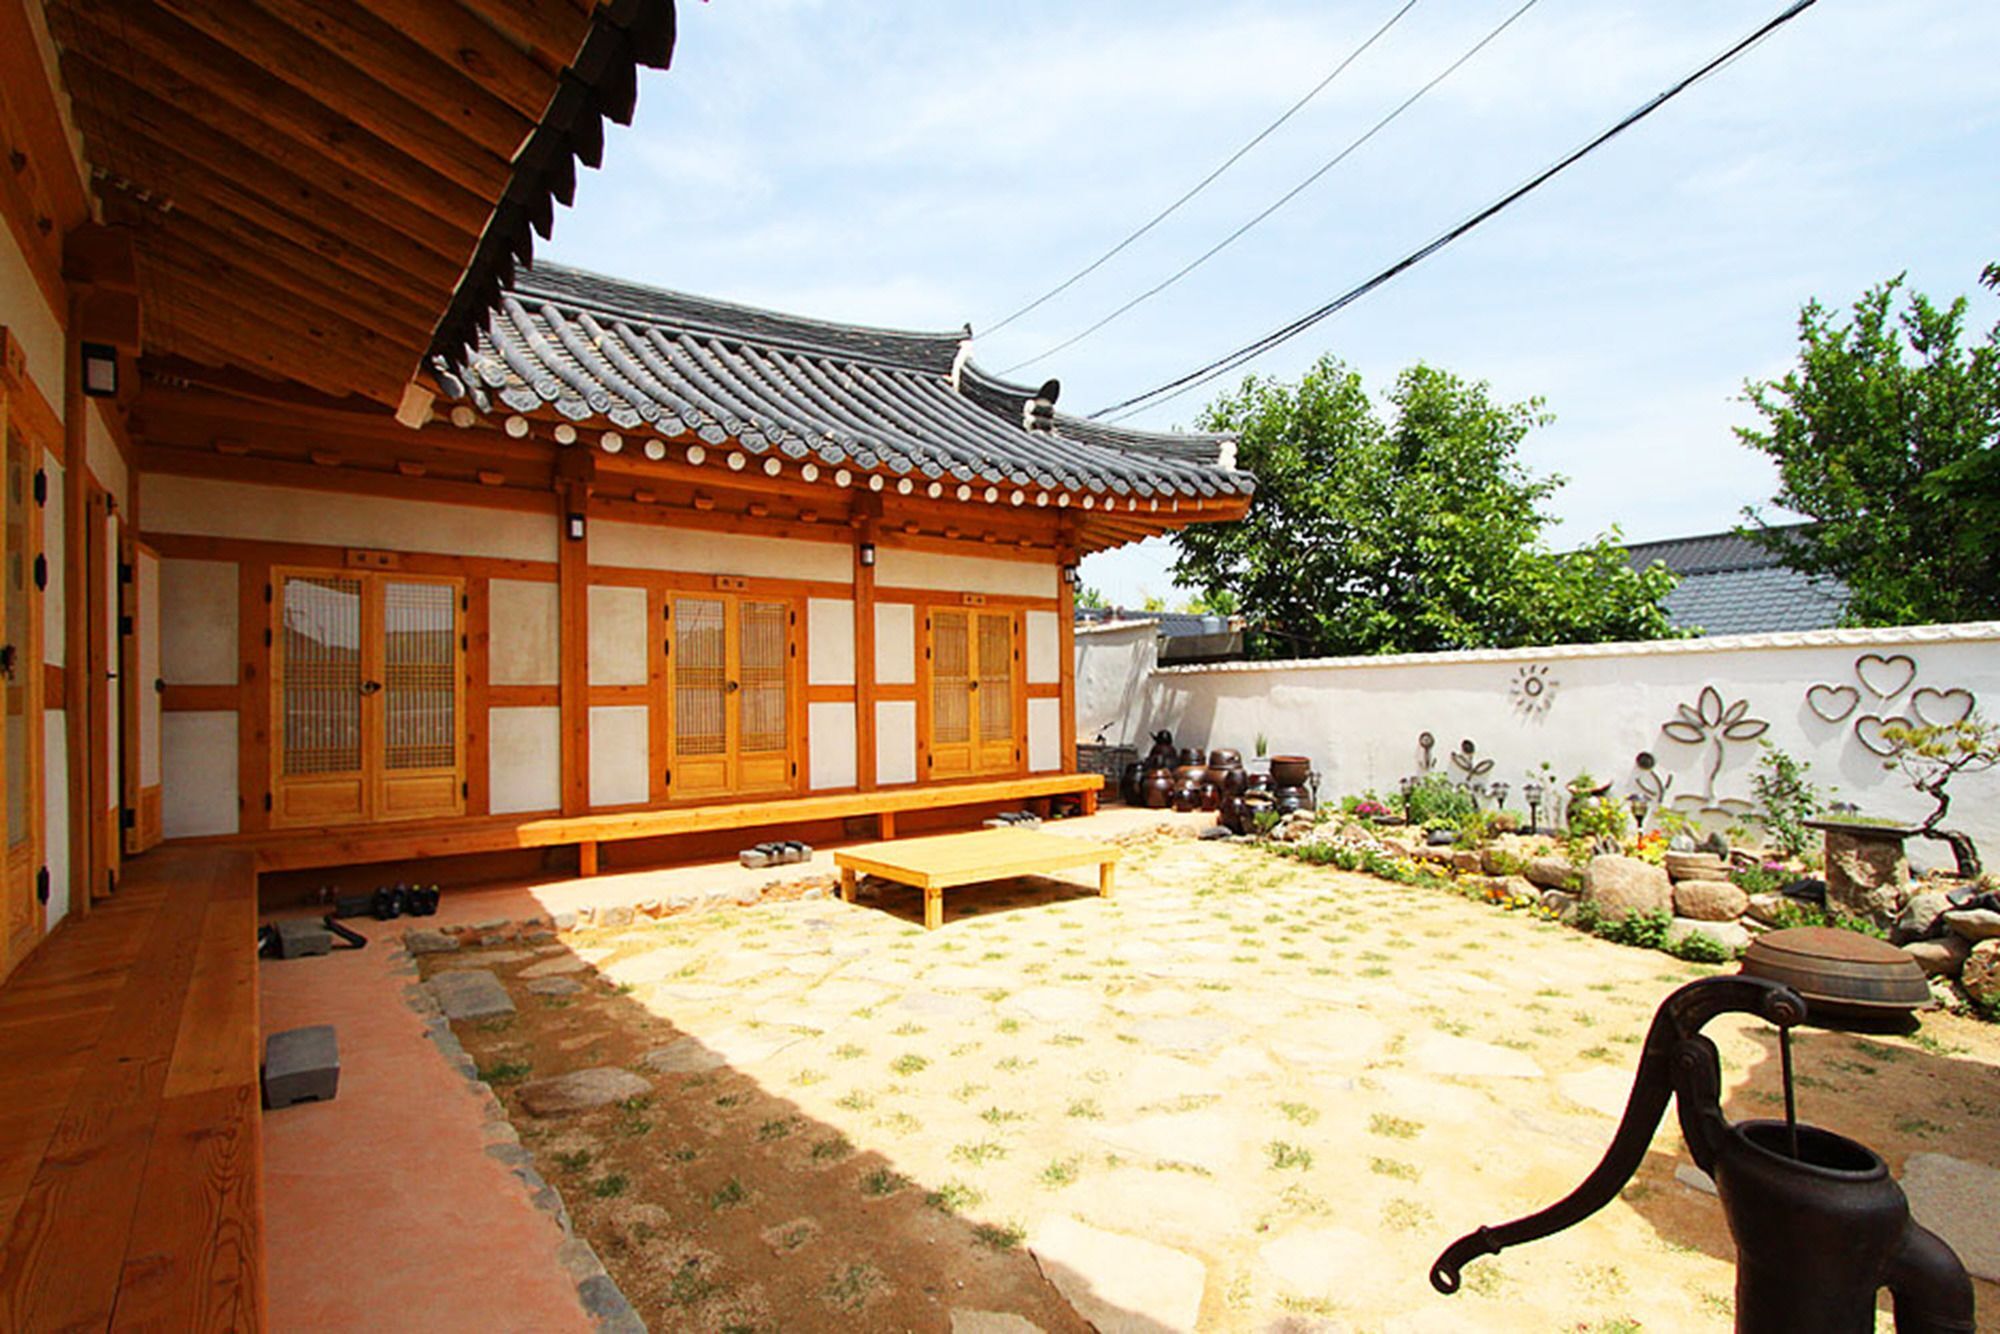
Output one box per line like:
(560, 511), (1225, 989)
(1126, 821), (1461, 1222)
(835, 827), (1120, 930)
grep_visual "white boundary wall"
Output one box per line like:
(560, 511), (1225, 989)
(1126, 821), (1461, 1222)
(1080, 621), (2000, 866)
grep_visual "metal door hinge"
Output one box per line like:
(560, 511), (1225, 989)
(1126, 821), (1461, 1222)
(119, 561), (133, 585)
(264, 792), (273, 812)
(264, 583), (273, 603)
(33, 554), (46, 590)
(119, 614), (133, 636)
(663, 768), (671, 786)
(120, 807), (135, 830)
(461, 781), (469, 799)
(33, 470), (46, 506)
(263, 628), (272, 647)
(36, 866), (49, 904)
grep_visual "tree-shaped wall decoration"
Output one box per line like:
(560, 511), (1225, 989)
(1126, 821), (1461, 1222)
(1661, 687), (1769, 803)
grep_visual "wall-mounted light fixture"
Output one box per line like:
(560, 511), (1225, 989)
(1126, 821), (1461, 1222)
(1061, 564), (1080, 586)
(80, 342), (118, 398)
(858, 542), (876, 567)
(566, 512), (586, 542)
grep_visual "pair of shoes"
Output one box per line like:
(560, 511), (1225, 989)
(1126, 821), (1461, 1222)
(739, 841), (812, 869)
(369, 884), (442, 919)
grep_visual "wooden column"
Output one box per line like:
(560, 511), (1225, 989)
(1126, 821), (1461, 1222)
(854, 511), (877, 792)
(555, 462), (592, 816)
(62, 298), (91, 914)
(1057, 539), (1078, 777)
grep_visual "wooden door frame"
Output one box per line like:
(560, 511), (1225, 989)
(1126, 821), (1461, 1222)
(662, 588), (803, 804)
(84, 477), (115, 899)
(0, 376), (48, 977)
(920, 601), (1026, 783)
(123, 540), (162, 852)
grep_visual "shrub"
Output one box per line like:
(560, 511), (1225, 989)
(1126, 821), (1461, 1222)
(1592, 909), (1672, 952)
(1763, 899), (1886, 940)
(1730, 862), (1791, 896)
(1666, 930), (1737, 963)
(1749, 742), (1826, 857)
(1404, 773), (1477, 831)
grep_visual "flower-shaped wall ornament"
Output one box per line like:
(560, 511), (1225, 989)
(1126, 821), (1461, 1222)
(1661, 687), (1769, 803)
(1509, 663), (1557, 717)
(1450, 739), (1494, 790)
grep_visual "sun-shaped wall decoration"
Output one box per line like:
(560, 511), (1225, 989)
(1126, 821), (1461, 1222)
(1510, 663), (1557, 717)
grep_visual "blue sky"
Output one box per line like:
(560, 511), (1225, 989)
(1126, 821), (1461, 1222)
(545, 1), (2000, 606)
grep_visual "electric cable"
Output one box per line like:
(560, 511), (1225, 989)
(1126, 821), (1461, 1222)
(1089, 0), (1822, 422)
(980, 0), (1422, 339)
(999, 0), (1540, 375)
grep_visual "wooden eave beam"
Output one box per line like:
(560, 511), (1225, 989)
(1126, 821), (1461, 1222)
(453, 0), (595, 72)
(345, 0), (566, 122)
(143, 282), (408, 404)
(139, 442), (556, 513)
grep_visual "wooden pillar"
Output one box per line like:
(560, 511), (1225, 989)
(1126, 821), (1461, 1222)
(1057, 539), (1078, 776)
(62, 298), (90, 914)
(556, 476), (590, 816)
(854, 511), (877, 792)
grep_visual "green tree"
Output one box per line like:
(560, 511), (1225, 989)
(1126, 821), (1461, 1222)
(1172, 357), (1678, 658)
(1074, 585), (1107, 611)
(1184, 587), (1238, 616)
(1737, 270), (2000, 625)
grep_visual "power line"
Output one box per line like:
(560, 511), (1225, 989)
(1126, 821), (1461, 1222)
(979, 0), (1422, 341)
(999, 0), (1540, 376)
(1090, 0), (1822, 423)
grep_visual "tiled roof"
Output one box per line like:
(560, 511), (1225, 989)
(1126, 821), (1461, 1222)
(1624, 524), (1847, 636)
(439, 263), (1253, 502)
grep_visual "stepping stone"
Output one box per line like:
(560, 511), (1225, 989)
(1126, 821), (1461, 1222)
(950, 1314), (1044, 1334)
(803, 977), (897, 1012)
(520, 955), (591, 979)
(426, 969), (515, 1020)
(929, 967), (1017, 993)
(403, 928), (458, 955)
(895, 990), (983, 1020)
(601, 949), (700, 987)
(527, 977), (585, 997)
(518, 1066), (652, 1116)
(1557, 1067), (1635, 1120)
(1409, 1033), (1543, 1079)
(1119, 1055), (1222, 1108)
(638, 1037), (727, 1074)
(1067, 1169), (1247, 1250)
(681, 1024), (804, 1068)
(999, 987), (1100, 1026)
(1258, 1227), (1394, 1303)
(647, 982), (734, 1005)
(1268, 1017), (1389, 1070)
(1131, 1016), (1233, 1056)
(1676, 1164), (1718, 1196)
(1902, 1153), (2000, 1280)
(1029, 1215), (1205, 1334)
(1090, 1111), (1240, 1175)
(1209, 1044), (1278, 1082)
(1116, 990), (1200, 1019)
(433, 949), (536, 968)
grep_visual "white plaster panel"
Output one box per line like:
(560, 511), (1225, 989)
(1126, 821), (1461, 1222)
(0, 220), (62, 420)
(489, 707), (561, 814)
(1025, 609), (1061, 684)
(138, 551), (160, 787)
(874, 546), (1056, 598)
(105, 512), (118, 815)
(143, 474), (557, 561)
(808, 701), (857, 790)
(1027, 697), (1062, 773)
(808, 598), (855, 686)
(489, 579), (560, 685)
(875, 700), (917, 786)
(159, 558), (238, 685)
(41, 456), (62, 666)
(589, 705), (651, 808)
(42, 710), (67, 930)
(874, 602), (915, 686)
(162, 711), (238, 838)
(589, 517), (850, 582)
(86, 403), (127, 507)
(588, 584), (649, 686)
(1075, 621), (1159, 746)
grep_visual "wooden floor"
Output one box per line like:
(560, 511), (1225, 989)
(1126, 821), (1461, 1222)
(837, 826), (1119, 929)
(0, 847), (264, 1331)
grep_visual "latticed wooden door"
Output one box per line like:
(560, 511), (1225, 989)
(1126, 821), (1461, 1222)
(273, 570), (464, 827)
(926, 607), (1018, 779)
(2, 422), (40, 970)
(669, 594), (795, 799)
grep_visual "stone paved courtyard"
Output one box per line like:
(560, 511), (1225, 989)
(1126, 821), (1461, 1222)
(424, 830), (2000, 1332)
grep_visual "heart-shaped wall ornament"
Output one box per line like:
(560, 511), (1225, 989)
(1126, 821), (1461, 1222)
(1854, 714), (1914, 758)
(1910, 686), (1976, 728)
(1855, 652), (1916, 700)
(1806, 683), (1860, 724)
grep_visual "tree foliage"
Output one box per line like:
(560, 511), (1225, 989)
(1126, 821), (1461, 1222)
(1737, 270), (2000, 626)
(1170, 357), (1679, 658)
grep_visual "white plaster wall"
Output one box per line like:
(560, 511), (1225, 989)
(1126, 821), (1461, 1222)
(589, 518), (850, 582)
(137, 551), (160, 787)
(875, 602), (915, 685)
(161, 711), (238, 838)
(1104, 623), (2000, 868)
(1027, 697), (1062, 773)
(159, 558), (238, 685)
(876, 700), (917, 786)
(0, 220), (62, 421)
(490, 706), (560, 814)
(104, 511), (118, 819)
(86, 403), (126, 507)
(1025, 609), (1060, 684)
(42, 456), (62, 667)
(42, 710), (67, 931)
(1074, 621), (1159, 745)
(144, 475), (557, 561)
(874, 547), (1057, 598)
(589, 705), (650, 807)
(808, 598), (854, 686)
(588, 584), (649, 686)
(490, 579), (559, 685)
(809, 701), (857, 790)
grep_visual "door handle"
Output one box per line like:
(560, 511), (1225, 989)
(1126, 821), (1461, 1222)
(968, 680), (979, 691)
(0, 644), (13, 679)
(726, 679), (740, 694)
(359, 680), (383, 696)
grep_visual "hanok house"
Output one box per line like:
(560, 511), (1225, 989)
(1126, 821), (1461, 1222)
(0, 0), (1249, 1321)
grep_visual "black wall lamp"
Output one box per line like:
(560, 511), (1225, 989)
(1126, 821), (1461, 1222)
(80, 342), (118, 397)
(858, 542), (876, 567)
(566, 512), (586, 541)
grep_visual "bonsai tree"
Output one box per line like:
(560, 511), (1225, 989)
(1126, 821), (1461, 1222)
(1879, 715), (2000, 877)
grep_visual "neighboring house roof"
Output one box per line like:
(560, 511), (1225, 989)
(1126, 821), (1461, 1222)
(1075, 607), (1241, 638)
(1624, 524), (1847, 636)
(441, 263), (1254, 503)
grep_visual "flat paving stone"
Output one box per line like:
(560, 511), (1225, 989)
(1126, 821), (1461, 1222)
(517, 1066), (651, 1116)
(998, 987), (1101, 1026)
(675, 1023), (805, 1069)
(1556, 1067), (1635, 1119)
(1066, 1169), (1248, 1250)
(426, 969), (515, 1020)
(600, 949), (700, 987)
(895, 990), (984, 1019)
(1130, 1016), (1234, 1055)
(1408, 1033), (1543, 1078)
(526, 977), (586, 997)
(638, 1037), (728, 1074)
(519, 955), (591, 979)
(1118, 1055), (1223, 1108)
(950, 1313), (1045, 1334)
(1116, 989), (1201, 1018)
(1091, 1111), (1240, 1175)
(1259, 1227), (1395, 1303)
(1901, 1152), (2000, 1281)
(1029, 1215), (1206, 1334)
(1267, 1017), (1389, 1069)
(402, 928), (458, 955)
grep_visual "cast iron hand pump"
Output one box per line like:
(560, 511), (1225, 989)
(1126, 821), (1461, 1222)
(1431, 975), (1974, 1332)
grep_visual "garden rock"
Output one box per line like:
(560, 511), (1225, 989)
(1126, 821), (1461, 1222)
(1961, 940), (2000, 1007)
(1540, 888), (1580, 921)
(1667, 917), (1752, 956)
(1663, 851), (1727, 882)
(1904, 936), (1971, 979)
(1893, 890), (1956, 944)
(425, 969), (515, 1020)
(638, 1037), (727, 1074)
(1822, 827), (1910, 926)
(1943, 909), (2000, 943)
(1745, 893), (1791, 927)
(1497, 875), (1537, 903)
(1669, 831), (1699, 853)
(1582, 855), (1672, 923)
(1673, 879), (1749, 922)
(1700, 831), (1731, 859)
(526, 977), (585, 996)
(403, 928), (458, 955)
(1523, 856), (1576, 890)
(517, 1066), (651, 1116)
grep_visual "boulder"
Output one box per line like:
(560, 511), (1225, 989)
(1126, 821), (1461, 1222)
(1523, 856), (1578, 890)
(1666, 917), (1752, 956)
(1540, 888), (1580, 921)
(1943, 909), (2000, 943)
(1745, 893), (1791, 927)
(1498, 875), (1538, 904)
(518, 1066), (652, 1116)
(1663, 851), (1728, 882)
(1962, 940), (2000, 1008)
(1583, 855), (1673, 924)
(1904, 936), (1971, 980)
(1668, 831), (1699, 853)
(1822, 827), (1910, 926)
(1700, 831), (1731, 859)
(1449, 849), (1483, 875)
(1673, 879), (1750, 922)
(1893, 890), (1956, 945)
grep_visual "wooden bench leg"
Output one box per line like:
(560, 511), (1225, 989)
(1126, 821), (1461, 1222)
(1098, 859), (1116, 900)
(1080, 788), (1099, 816)
(578, 841), (599, 877)
(878, 810), (896, 840)
(924, 886), (943, 931)
(841, 867), (857, 904)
